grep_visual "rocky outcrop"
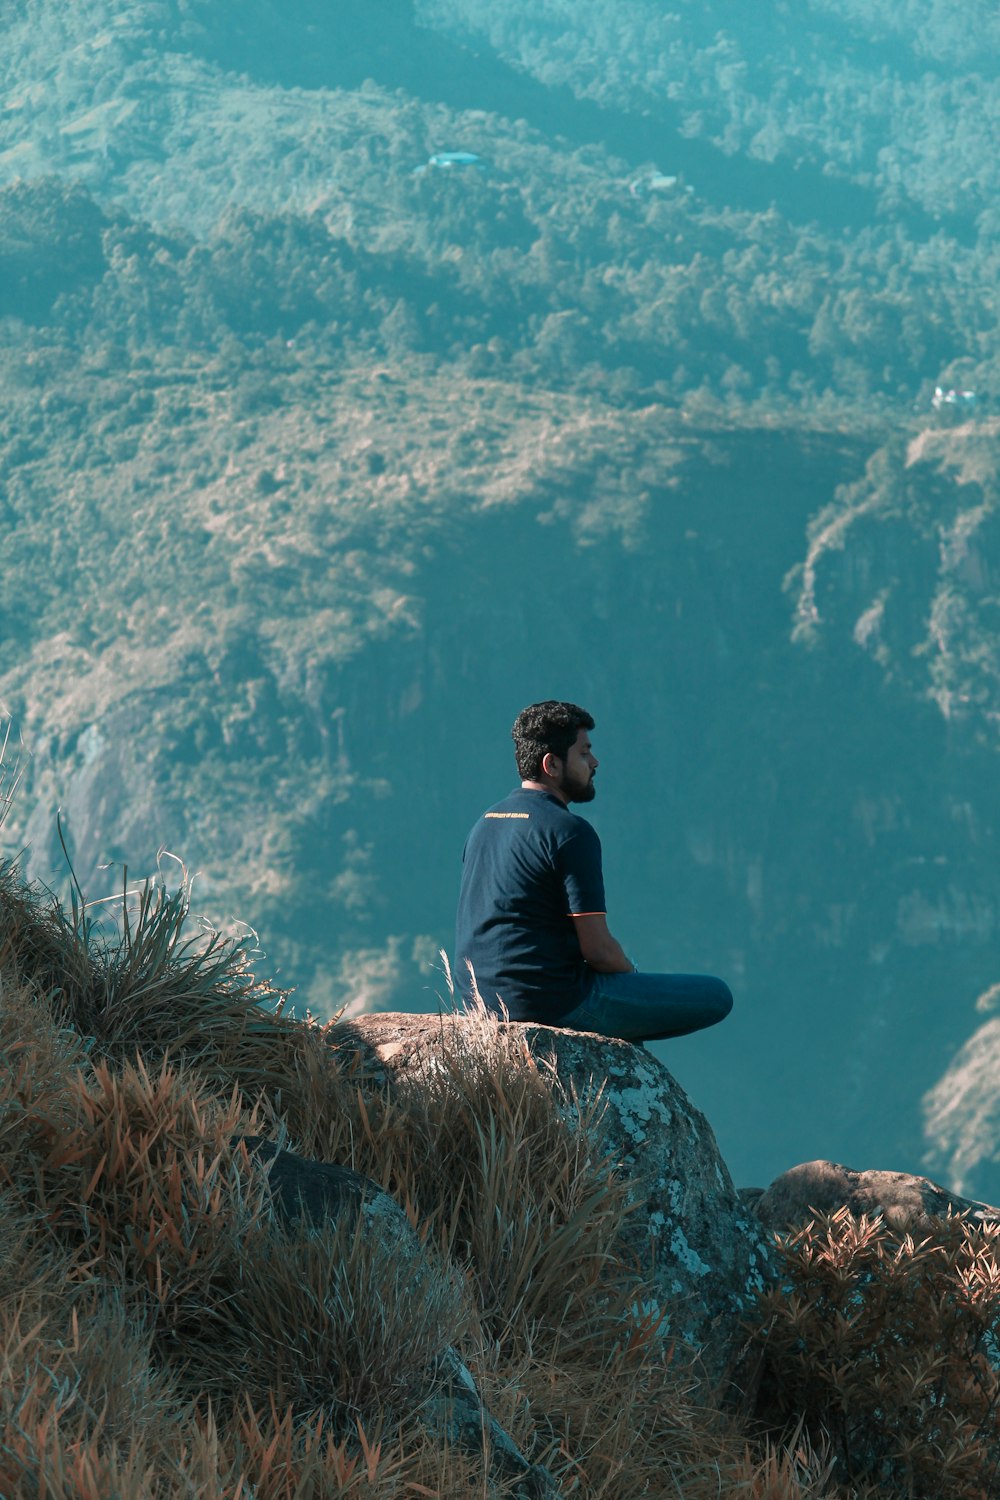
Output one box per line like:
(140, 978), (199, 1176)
(753, 1158), (1000, 1234)
(331, 1013), (775, 1379)
(239, 1136), (557, 1500)
(923, 1014), (1000, 1203)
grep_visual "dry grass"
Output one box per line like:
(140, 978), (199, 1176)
(0, 855), (305, 1091)
(5, 839), (991, 1497)
(748, 1207), (1000, 1498)
(278, 1008), (638, 1344)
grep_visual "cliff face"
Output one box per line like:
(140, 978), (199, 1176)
(9, 417), (1000, 1195)
(354, 422), (1000, 1197)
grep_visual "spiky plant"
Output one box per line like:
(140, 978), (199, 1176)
(749, 1207), (1000, 1498)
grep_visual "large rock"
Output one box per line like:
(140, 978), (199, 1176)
(923, 1015), (1000, 1204)
(238, 1136), (557, 1500)
(753, 1158), (1000, 1234)
(331, 1013), (775, 1379)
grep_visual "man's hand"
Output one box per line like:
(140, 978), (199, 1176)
(570, 913), (635, 973)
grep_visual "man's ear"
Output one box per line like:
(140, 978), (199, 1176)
(541, 751), (561, 778)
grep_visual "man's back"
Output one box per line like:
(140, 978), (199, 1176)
(454, 701), (733, 1044)
(454, 786), (606, 1024)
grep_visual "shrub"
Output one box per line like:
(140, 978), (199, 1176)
(748, 1207), (1000, 1498)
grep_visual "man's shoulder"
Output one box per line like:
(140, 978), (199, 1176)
(478, 790), (597, 839)
(558, 807), (601, 850)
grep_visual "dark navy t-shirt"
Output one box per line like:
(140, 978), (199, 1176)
(454, 787), (606, 1023)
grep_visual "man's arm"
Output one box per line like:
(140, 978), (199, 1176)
(570, 913), (634, 973)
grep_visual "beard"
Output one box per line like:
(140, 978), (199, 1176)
(560, 769), (596, 803)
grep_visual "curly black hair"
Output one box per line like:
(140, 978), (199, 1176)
(511, 701), (594, 780)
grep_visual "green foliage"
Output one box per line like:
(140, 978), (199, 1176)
(3, 0), (999, 412)
(421, 0), (1000, 222)
(749, 1207), (1000, 1498)
(0, 179), (109, 321)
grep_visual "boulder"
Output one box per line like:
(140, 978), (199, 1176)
(754, 1158), (1000, 1234)
(238, 1136), (557, 1500)
(331, 1013), (775, 1380)
(241, 1136), (378, 1224)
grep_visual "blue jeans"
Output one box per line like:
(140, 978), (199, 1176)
(559, 970), (733, 1043)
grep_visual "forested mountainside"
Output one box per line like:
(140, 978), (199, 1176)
(6, 0), (1000, 411)
(419, 0), (1000, 222)
(3, 0), (1000, 1193)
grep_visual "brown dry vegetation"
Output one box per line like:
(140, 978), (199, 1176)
(0, 837), (997, 1497)
(748, 1209), (1000, 1498)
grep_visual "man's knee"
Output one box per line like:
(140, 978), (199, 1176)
(709, 977), (733, 1024)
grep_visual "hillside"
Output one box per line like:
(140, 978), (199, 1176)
(3, 0), (1000, 1194)
(420, 0), (1000, 224)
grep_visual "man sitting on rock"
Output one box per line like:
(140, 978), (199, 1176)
(454, 700), (733, 1043)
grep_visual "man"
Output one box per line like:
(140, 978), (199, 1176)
(454, 700), (733, 1042)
